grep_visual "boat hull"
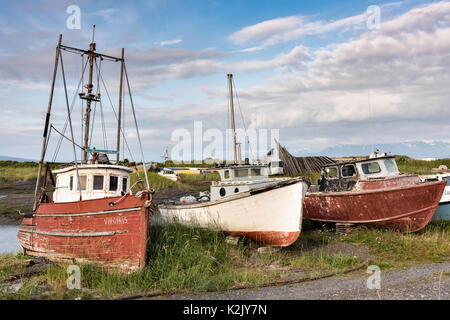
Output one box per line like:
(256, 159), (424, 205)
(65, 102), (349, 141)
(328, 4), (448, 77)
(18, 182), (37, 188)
(304, 181), (446, 232)
(156, 179), (308, 246)
(433, 202), (450, 221)
(17, 193), (152, 271)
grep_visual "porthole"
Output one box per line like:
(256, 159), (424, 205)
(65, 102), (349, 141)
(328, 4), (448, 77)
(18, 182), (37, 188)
(234, 188), (239, 193)
(219, 188), (226, 197)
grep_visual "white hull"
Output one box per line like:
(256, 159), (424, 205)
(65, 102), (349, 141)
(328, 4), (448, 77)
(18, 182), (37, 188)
(155, 179), (308, 246)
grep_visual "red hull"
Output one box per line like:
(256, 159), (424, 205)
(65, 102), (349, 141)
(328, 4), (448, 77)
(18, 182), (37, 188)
(18, 193), (152, 271)
(227, 231), (300, 247)
(304, 180), (446, 232)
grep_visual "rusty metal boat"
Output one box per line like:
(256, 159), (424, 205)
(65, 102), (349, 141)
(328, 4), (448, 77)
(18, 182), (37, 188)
(17, 27), (154, 271)
(303, 152), (446, 232)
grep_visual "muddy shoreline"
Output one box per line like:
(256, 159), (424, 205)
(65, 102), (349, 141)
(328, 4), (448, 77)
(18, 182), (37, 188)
(0, 180), (34, 225)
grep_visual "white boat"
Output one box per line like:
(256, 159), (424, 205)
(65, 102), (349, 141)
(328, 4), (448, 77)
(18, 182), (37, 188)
(420, 173), (450, 221)
(155, 74), (309, 246)
(156, 165), (308, 246)
(158, 168), (179, 182)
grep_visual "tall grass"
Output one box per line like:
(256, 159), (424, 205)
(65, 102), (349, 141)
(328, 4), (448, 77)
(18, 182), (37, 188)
(395, 155), (450, 174)
(1, 221), (448, 299)
(130, 172), (192, 191)
(178, 173), (220, 181)
(0, 167), (38, 183)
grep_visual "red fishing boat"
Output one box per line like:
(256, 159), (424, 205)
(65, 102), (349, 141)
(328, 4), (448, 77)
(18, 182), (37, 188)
(303, 152), (445, 232)
(17, 27), (154, 271)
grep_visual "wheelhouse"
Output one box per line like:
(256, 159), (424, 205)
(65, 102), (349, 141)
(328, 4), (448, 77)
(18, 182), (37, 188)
(216, 165), (270, 182)
(52, 164), (132, 203)
(318, 156), (401, 192)
(323, 156), (399, 180)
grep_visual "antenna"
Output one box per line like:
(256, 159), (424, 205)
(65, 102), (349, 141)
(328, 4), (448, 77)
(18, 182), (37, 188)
(368, 90), (375, 154)
(161, 146), (169, 162)
(92, 25), (96, 43)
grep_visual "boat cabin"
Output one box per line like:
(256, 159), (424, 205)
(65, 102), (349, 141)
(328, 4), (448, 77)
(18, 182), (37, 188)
(210, 165), (272, 201)
(318, 156), (400, 192)
(52, 164), (132, 203)
(216, 165), (270, 182)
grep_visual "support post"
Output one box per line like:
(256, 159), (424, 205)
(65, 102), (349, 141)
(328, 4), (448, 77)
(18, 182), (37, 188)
(227, 74), (237, 165)
(116, 48), (125, 164)
(33, 34), (62, 211)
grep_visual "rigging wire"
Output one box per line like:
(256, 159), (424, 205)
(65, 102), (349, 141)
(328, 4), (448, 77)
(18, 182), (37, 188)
(124, 63), (150, 189)
(59, 50), (82, 195)
(51, 125), (84, 150)
(227, 85), (231, 164)
(80, 54), (85, 160)
(97, 68), (135, 164)
(51, 57), (89, 162)
(94, 58), (108, 149)
(368, 90), (375, 154)
(231, 77), (255, 162)
(121, 77), (126, 162)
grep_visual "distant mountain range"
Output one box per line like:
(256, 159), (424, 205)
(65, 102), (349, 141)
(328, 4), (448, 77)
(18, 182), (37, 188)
(0, 155), (36, 162)
(307, 141), (450, 159)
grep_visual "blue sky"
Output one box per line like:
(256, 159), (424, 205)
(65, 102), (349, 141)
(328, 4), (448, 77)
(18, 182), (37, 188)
(1, 0), (450, 162)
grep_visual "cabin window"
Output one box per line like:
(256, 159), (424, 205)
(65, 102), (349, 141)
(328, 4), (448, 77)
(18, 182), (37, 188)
(443, 176), (450, 186)
(122, 177), (128, 193)
(235, 169), (248, 178)
(250, 169), (261, 176)
(325, 167), (338, 179)
(361, 161), (381, 174)
(93, 175), (104, 190)
(69, 176), (73, 191)
(271, 161), (283, 168)
(341, 164), (356, 177)
(78, 175), (87, 191)
(109, 176), (118, 191)
(224, 170), (230, 179)
(383, 159), (399, 174)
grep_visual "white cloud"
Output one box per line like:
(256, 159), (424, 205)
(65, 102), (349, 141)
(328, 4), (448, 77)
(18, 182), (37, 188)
(156, 39), (183, 46)
(96, 8), (119, 21)
(228, 1), (414, 48)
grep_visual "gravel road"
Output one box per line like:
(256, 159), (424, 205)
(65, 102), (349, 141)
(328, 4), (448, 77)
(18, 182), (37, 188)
(147, 261), (450, 300)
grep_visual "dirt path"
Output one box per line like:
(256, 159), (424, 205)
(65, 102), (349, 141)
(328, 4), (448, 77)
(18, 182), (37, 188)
(146, 261), (450, 300)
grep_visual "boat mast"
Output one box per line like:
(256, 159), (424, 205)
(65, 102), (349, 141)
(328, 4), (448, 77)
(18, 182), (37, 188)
(32, 34), (62, 211)
(116, 48), (125, 164)
(82, 25), (97, 164)
(227, 74), (237, 165)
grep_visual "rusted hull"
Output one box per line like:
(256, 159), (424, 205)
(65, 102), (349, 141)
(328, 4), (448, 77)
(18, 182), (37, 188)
(18, 193), (152, 271)
(304, 181), (446, 232)
(228, 231), (300, 246)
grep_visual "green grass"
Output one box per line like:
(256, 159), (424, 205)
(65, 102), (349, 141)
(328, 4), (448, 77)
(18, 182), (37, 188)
(0, 166), (38, 183)
(395, 155), (450, 175)
(178, 173), (220, 181)
(0, 223), (367, 299)
(299, 220), (450, 270)
(0, 204), (31, 217)
(0, 254), (30, 280)
(1, 221), (448, 299)
(130, 172), (192, 191)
